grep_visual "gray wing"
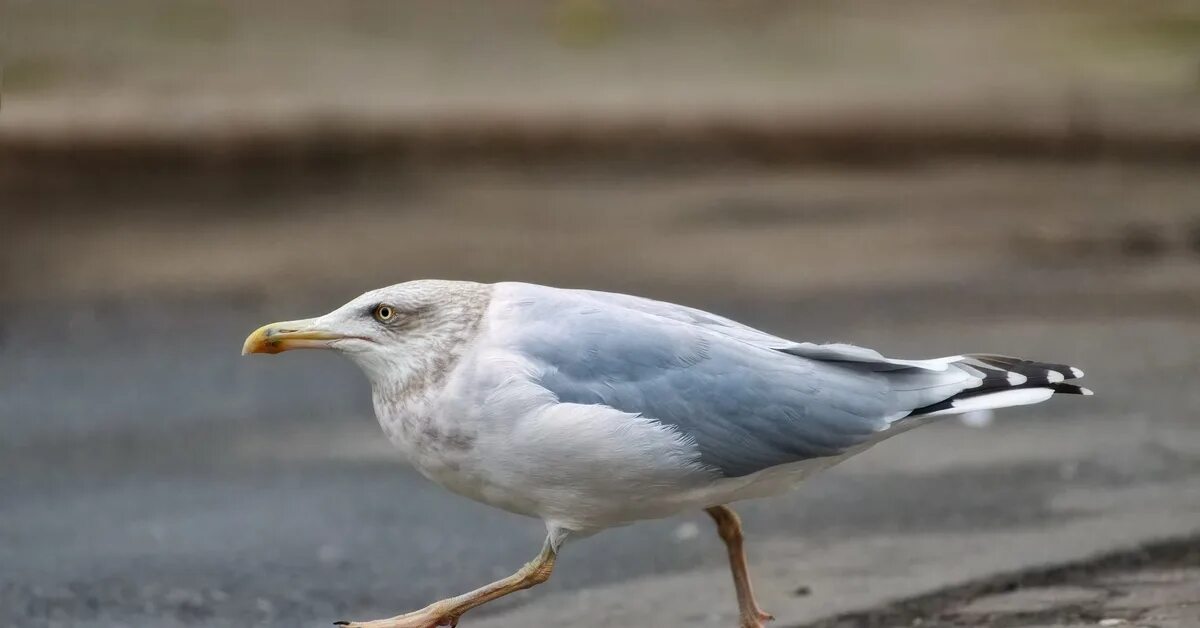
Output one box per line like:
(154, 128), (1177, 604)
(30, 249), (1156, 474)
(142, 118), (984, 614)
(572, 288), (967, 371)
(497, 284), (977, 477)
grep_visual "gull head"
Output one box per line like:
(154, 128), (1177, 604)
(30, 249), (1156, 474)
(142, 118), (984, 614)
(242, 280), (491, 385)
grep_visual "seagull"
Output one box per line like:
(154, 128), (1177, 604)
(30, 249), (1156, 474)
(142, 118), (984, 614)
(242, 280), (1089, 628)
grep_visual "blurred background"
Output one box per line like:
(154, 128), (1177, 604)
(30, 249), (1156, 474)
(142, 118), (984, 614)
(2, 2), (1200, 627)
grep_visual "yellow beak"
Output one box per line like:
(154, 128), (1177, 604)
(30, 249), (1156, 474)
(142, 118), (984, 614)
(241, 318), (344, 355)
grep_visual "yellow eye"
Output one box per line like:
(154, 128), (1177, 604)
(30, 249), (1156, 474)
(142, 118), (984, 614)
(373, 304), (395, 322)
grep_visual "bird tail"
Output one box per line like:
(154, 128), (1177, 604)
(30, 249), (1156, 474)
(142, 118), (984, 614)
(907, 354), (1091, 418)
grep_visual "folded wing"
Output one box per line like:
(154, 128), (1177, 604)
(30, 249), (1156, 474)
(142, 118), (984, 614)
(495, 285), (987, 477)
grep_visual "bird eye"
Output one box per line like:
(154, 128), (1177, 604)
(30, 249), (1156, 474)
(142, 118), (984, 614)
(373, 304), (395, 322)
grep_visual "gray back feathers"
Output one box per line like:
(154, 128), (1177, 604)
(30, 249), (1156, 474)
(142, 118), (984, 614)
(496, 284), (1002, 477)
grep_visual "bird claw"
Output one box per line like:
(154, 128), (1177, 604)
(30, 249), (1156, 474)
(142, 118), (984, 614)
(737, 608), (774, 628)
(332, 610), (457, 628)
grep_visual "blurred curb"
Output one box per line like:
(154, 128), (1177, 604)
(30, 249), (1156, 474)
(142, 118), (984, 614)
(3, 109), (1200, 189)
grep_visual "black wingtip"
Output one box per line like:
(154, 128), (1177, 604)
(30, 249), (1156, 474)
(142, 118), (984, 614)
(1050, 383), (1093, 396)
(333, 622), (350, 626)
(965, 354), (1086, 388)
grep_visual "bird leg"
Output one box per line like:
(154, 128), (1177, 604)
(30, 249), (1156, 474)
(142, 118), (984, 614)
(706, 505), (774, 628)
(334, 539), (557, 628)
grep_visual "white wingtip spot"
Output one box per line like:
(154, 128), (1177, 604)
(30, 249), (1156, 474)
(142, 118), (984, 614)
(1007, 372), (1028, 386)
(1079, 387), (1094, 396)
(1047, 370), (1065, 383)
(1070, 367), (1085, 379)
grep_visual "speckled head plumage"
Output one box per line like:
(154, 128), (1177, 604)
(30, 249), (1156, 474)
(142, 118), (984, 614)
(242, 279), (492, 393)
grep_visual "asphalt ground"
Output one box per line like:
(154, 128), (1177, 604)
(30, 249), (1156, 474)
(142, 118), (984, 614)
(3, 163), (1199, 627)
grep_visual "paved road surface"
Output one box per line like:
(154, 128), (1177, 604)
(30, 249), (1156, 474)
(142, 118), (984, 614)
(3, 165), (1199, 627)
(809, 537), (1200, 627)
(4, 292), (1198, 628)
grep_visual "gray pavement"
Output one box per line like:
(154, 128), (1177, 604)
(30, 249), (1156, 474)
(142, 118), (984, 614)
(3, 164), (1200, 627)
(807, 536), (1200, 627)
(3, 295), (1198, 628)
